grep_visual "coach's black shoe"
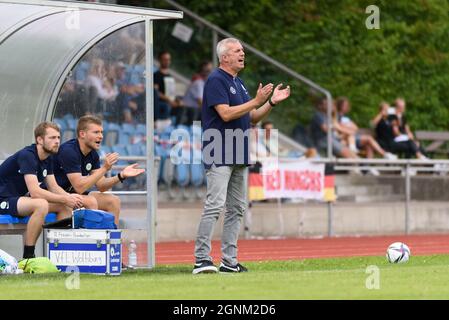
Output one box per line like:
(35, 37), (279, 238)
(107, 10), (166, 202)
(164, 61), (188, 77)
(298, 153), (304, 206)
(219, 262), (248, 273)
(192, 260), (218, 274)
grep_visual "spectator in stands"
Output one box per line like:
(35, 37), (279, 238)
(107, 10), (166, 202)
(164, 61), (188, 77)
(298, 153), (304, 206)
(115, 61), (145, 124)
(181, 61), (213, 125)
(371, 102), (427, 159)
(123, 88), (161, 125)
(292, 122), (316, 153)
(336, 97), (397, 160)
(193, 38), (290, 274)
(86, 59), (118, 115)
(392, 98), (428, 158)
(250, 121), (317, 165)
(52, 115), (145, 226)
(0, 122), (87, 258)
(154, 51), (180, 122)
(310, 98), (358, 159)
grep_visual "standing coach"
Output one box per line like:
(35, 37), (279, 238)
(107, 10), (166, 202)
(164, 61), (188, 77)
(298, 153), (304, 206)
(193, 38), (291, 274)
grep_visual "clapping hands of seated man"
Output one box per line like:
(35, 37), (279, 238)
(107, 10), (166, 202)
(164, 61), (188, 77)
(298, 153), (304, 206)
(120, 163), (146, 179)
(103, 152), (145, 179)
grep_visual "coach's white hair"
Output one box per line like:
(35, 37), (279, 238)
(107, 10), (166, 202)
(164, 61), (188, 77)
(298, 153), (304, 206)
(216, 38), (241, 63)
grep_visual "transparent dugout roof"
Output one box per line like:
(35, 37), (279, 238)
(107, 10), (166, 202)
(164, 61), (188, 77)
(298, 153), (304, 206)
(0, 0), (182, 158)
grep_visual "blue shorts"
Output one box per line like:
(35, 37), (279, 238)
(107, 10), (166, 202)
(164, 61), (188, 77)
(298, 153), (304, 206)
(0, 196), (21, 217)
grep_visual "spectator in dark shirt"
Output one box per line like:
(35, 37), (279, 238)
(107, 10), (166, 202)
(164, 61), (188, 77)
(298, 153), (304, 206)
(181, 61), (213, 125)
(336, 97), (397, 160)
(154, 51), (179, 122)
(310, 98), (357, 159)
(371, 102), (427, 159)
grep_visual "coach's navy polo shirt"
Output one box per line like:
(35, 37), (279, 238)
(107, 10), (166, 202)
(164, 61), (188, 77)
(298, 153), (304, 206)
(52, 139), (100, 192)
(201, 68), (251, 169)
(0, 144), (53, 198)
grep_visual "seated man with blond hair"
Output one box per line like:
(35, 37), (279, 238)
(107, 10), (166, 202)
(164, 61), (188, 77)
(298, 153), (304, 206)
(52, 115), (145, 226)
(0, 122), (87, 259)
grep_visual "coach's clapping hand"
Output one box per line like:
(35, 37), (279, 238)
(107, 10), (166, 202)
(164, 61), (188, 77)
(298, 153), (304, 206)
(255, 83), (274, 106)
(103, 152), (119, 171)
(270, 83), (291, 105)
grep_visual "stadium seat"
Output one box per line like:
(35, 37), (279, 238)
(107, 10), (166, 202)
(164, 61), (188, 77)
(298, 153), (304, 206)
(121, 123), (136, 135)
(140, 143), (147, 156)
(111, 145), (129, 164)
(105, 123), (121, 146)
(136, 124), (146, 136)
(18, 213), (57, 224)
(62, 118), (77, 142)
(66, 118), (77, 130)
(73, 61), (90, 84)
(126, 143), (142, 156)
(0, 213), (57, 225)
(190, 164), (205, 187)
(124, 64), (133, 83)
(53, 118), (67, 132)
(62, 113), (75, 122)
(0, 215), (14, 224)
(175, 164), (190, 187)
(99, 145), (112, 158)
(101, 119), (109, 145)
(130, 64), (145, 85)
(118, 131), (130, 145)
(53, 118), (67, 140)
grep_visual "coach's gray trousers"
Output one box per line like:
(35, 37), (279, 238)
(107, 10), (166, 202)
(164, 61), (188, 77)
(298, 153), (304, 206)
(194, 164), (248, 266)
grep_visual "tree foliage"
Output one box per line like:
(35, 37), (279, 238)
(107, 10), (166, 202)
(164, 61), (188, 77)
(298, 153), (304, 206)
(150, 0), (449, 133)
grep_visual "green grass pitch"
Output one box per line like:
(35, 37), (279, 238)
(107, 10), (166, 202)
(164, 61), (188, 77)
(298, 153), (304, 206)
(2, 255), (449, 299)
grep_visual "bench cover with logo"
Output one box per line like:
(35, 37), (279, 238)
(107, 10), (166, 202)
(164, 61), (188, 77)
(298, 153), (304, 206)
(45, 229), (121, 275)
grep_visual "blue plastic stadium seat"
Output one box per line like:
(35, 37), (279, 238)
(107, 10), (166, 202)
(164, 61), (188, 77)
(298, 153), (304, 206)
(74, 61), (90, 83)
(190, 164), (205, 187)
(105, 123), (121, 146)
(99, 145), (112, 158)
(121, 123), (136, 135)
(63, 118), (77, 142)
(118, 131), (130, 145)
(126, 143), (142, 156)
(62, 113), (75, 122)
(130, 65), (145, 85)
(111, 145), (129, 166)
(0, 215), (14, 224)
(136, 124), (146, 136)
(0, 212), (57, 224)
(45, 213), (57, 223)
(53, 118), (67, 132)
(176, 164), (190, 187)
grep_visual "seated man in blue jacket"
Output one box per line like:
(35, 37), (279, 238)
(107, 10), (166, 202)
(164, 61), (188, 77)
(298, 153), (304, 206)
(52, 115), (145, 226)
(0, 122), (85, 258)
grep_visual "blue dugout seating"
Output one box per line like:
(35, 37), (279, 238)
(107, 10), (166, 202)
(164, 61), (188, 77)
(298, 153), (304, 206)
(0, 212), (57, 225)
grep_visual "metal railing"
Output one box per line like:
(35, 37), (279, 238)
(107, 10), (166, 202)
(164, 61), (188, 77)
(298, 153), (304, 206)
(312, 158), (449, 236)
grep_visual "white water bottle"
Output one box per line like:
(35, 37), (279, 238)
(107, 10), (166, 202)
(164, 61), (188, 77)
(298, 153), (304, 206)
(128, 240), (137, 267)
